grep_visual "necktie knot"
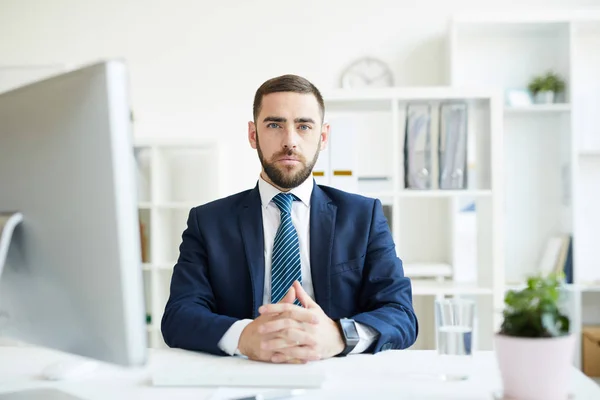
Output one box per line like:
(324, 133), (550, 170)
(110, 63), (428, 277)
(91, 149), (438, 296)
(272, 193), (295, 214)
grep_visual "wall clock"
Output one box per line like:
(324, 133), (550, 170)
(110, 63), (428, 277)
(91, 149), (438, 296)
(340, 57), (394, 89)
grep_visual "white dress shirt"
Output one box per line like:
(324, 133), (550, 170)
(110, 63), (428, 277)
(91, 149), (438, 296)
(217, 176), (379, 356)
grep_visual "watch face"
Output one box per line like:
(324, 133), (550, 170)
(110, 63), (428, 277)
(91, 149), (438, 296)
(341, 319), (359, 340)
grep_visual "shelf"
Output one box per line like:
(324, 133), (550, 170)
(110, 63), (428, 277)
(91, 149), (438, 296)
(504, 282), (589, 293)
(398, 189), (492, 198)
(324, 86), (499, 103)
(411, 280), (493, 296)
(453, 10), (600, 25)
(505, 104), (571, 114)
(134, 136), (219, 148)
(360, 190), (493, 199)
(404, 263), (452, 279)
(579, 150), (600, 157)
(141, 263), (176, 271)
(156, 202), (197, 210)
(358, 191), (396, 199)
(577, 283), (600, 292)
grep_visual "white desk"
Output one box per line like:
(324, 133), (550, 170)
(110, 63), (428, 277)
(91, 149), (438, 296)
(0, 346), (598, 400)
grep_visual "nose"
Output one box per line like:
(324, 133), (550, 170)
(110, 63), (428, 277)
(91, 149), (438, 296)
(282, 125), (298, 150)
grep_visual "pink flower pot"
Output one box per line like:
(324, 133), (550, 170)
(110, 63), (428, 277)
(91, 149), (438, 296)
(494, 333), (576, 400)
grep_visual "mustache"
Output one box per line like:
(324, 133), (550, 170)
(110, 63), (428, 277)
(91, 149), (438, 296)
(273, 149), (305, 161)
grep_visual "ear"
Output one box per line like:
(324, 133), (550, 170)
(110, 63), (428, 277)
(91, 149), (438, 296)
(248, 121), (257, 150)
(319, 122), (330, 152)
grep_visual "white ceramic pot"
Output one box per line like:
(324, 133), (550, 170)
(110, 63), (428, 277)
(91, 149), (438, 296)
(535, 90), (555, 104)
(494, 333), (576, 400)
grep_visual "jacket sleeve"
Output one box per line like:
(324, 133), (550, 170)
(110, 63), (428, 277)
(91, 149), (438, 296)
(350, 198), (419, 352)
(161, 207), (238, 355)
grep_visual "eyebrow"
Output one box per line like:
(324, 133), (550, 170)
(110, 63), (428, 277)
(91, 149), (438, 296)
(262, 116), (316, 124)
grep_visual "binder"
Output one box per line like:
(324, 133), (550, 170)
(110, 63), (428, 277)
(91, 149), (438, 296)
(439, 103), (468, 190)
(404, 104), (432, 189)
(328, 117), (358, 193)
(312, 137), (329, 186)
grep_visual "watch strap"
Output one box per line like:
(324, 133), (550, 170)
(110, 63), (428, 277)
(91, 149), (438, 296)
(335, 318), (359, 357)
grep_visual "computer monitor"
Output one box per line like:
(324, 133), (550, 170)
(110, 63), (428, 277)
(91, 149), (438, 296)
(0, 60), (147, 368)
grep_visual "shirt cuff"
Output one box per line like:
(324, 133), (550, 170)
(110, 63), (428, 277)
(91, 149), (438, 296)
(350, 322), (380, 354)
(217, 319), (253, 356)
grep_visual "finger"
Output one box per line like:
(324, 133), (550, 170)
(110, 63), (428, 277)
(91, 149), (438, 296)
(260, 329), (317, 351)
(293, 281), (320, 310)
(271, 346), (321, 363)
(260, 303), (318, 322)
(278, 286), (296, 304)
(285, 358), (307, 364)
(263, 307), (318, 325)
(259, 317), (304, 334)
(271, 353), (307, 364)
(259, 303), (299, 315)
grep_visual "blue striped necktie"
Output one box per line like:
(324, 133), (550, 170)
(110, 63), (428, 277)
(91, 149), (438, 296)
(270, 193), (302, 305)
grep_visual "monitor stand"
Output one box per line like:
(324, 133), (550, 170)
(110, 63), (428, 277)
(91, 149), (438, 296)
(0, 214), (91, 400)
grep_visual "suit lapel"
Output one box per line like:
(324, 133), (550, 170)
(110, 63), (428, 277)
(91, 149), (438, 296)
(239, 185), (265, 318)
(309, 184), (336, 316)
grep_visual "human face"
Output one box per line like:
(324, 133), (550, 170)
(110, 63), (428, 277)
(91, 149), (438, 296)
(248, 92), (329, 191)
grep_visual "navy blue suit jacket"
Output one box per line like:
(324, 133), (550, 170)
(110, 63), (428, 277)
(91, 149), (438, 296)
(161, 182), (418, 356)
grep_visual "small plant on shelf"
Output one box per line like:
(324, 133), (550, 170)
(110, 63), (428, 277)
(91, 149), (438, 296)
(527, 71), (566, 104)
(500, 272), (570, 338)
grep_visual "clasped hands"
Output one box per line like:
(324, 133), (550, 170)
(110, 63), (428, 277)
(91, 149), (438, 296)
(238, 281), (345, 364)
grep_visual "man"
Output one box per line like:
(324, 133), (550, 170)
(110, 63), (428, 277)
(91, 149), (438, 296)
(161, 74), (418, 363)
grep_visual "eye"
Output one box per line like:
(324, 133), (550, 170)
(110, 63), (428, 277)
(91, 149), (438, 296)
(266, 122), (281, 129)
(298, 124), (311, 131)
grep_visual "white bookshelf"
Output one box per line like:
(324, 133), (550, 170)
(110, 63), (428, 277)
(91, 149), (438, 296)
(504, 104), (571, 114)
(133, 138), (223, 348)
(449, 10), (600, 369)
(319, 87), (505, 352)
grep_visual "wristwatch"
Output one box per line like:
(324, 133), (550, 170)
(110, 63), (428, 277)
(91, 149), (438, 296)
(335, 318), (360, 356)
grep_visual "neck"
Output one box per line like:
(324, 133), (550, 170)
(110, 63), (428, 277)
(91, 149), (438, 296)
(260, 171), (289, 192)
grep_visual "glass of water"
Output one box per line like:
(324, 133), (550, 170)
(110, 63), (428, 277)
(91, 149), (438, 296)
(434, 298), (476, 381)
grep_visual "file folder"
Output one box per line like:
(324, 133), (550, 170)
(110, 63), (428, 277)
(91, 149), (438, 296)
(404, 104), (432, 189)
(439, 103), (468, 190)
(329, 116), (358, 193)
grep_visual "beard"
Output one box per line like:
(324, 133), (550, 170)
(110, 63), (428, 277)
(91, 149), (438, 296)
(256, 134), (320, 189)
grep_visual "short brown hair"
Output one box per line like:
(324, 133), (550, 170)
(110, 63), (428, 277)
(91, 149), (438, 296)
(253, 74), (325, 122)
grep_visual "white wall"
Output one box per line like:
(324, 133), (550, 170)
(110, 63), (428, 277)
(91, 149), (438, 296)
(1, 0), (598, 189)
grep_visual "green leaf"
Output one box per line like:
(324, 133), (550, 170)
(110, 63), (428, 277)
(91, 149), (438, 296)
(527, 71), (566, 94)
(500, 272), (570, 338)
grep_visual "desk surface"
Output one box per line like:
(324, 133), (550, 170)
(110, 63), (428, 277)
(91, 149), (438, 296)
(0, 346), (598, 400)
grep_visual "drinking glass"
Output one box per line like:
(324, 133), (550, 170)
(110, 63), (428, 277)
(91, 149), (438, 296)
(434, 298), (476, 381)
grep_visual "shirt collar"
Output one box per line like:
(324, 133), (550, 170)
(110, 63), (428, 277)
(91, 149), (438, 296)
(258, 174), (313, 208)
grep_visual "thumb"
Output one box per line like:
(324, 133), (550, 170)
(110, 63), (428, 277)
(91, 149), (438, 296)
(278, 286), (296, 304)
(293, 281), (319, 309)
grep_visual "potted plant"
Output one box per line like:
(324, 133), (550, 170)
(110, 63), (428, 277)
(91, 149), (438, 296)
(528, 71), (566, 104)
(495, 272), (575, 400)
